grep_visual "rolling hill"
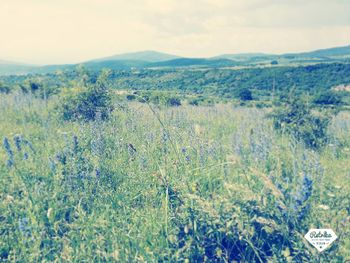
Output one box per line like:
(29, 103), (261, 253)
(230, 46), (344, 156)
(149, 58), (239, 68)
(0, 45), (350, 75)
(88, 50), (180, 63)
(0, 60), (38, 75)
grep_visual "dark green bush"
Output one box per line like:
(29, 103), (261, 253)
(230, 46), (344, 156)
(0, 83), (11, 94)
(271, 98), (331, 149)
(61, 70), (114, 121)
(234, 87), (253, 101)
(165, 96), (181, 107)
(313, 90), (342, 106)
(126, 94), (136, 101)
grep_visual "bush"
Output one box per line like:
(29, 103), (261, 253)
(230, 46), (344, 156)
(313, 90), (342, 106)
(61, 70), (114, 121)
(271, 98), (331, 149)
(255, 101), (270, 108)
(188, 96), (215, 106)
(165, 96), (181, 107)
(0, 83), (11, 94)
(126, 94), (136, 101)
(234, 87), (253, 101)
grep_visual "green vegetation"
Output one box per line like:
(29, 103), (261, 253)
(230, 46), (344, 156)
(1, 62), (350, 104)
(234, 86), (253, 101)
(1, 45), (350, 75)
(0, 66), (350, 261)
(313, 90), (343, 106)
(0, 82), (11, 94)
(60, 70), (114, 121)
(270, 97), (333, 149)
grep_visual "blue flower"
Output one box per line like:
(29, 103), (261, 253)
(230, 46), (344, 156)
(13, 135), (22, 152)
(3, 137), (14, 167)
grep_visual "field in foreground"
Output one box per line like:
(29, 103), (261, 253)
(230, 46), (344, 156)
(0, 93), (350, 262)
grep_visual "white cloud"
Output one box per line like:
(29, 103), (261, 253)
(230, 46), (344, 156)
(0, 0), (349, 64)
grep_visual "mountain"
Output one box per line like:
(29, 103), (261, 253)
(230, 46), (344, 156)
(214, 45), (350, 64)
(150, 58), (239, 68)
(1, 45), (350, 75)
(286, 45), (350, 58)
(0, 60), (39, 75)
(213, 53), (275, 61)
(0, 63), (37, 75)
(89, 50), (180, 63)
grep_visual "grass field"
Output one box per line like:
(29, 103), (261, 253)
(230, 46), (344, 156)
(1, 92), (350, 262)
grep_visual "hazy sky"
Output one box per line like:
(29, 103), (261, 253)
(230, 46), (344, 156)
(1, 0), (350, 65)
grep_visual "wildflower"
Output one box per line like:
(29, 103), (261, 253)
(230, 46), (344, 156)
(318, 205), (330, 210)
(293, 174), (313, 220)
(49, 158), (56, 172)
(182, 147), (190, 162)
(13, 134), (22, 151)
(327, 192), (335, 198)
(128, 143), (137, 153)
(3, 137), (13, 157)
(18, 217), (31, 237)
(3, 137), (14, 167)
(95, 168), (101, 178)
(47, 208), (53, 219)
(300, 175), (313, 203)
(5, 195), (14, 203)
(72, 135), (79, 153)
(216, 248), (223, 257)
(22, 138), (35, 154)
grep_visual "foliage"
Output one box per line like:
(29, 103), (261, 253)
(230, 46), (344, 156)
(313, 90), (343, 106)
(2, 62), (350, 104)
(1, 82), (350, 261)
(132, 91), (182, 107)
(188, 96), (215, 106)
(234, 86), (253, 101)
(0, 82), (11, 94)
(165, 96), (181, 107)
(271, 97), (332, 149)
(60, 70), (114, 121)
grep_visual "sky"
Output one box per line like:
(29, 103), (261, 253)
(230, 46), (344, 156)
(1, 0), (350, 65)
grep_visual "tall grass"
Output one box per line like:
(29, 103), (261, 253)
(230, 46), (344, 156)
(0, 93), (349, 262)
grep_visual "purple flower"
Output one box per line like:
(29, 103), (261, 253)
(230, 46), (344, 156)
(3, 137), (14, 167)
(13, 135), (22, 152)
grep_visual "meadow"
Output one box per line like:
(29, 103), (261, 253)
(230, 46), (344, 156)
(0, 90), (350, 262)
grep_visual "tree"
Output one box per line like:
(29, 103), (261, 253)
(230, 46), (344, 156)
(313, 90), (342, 106)
(234, 87), (253, 101)
(61, 69), (114, 121)
(0, 82), (11, 94)
(270, 97), (331, 149)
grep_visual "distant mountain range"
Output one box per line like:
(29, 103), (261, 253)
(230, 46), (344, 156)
(88, 50), (180, 63)
(1, 45), (350, 75)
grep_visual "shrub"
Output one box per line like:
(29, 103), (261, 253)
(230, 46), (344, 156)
(0, 83), (11, 94)
(313, 90), (342, 106)
(234, 87), (253, 101)
(165, 96), (181, 107)
(270, 98), (331, 149)
(255, 101), (270, 108)
(126, 94), (136, 101)
(188, 96), (214, 106)
(60, 70), (114, 121)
